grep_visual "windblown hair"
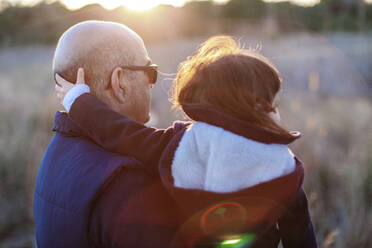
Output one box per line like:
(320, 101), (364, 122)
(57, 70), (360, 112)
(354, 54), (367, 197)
(172, 36), (293, 139)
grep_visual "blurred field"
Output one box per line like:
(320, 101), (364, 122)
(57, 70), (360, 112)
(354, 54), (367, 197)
(0, 31), (372, 247)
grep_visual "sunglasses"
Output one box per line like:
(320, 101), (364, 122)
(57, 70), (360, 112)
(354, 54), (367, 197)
(121, 64), (158, 84)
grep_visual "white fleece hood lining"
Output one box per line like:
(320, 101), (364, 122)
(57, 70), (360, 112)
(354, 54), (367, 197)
(172, 122), (296, 193)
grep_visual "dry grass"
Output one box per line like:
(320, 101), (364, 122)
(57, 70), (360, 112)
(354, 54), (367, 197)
(0, 32), (371, 247)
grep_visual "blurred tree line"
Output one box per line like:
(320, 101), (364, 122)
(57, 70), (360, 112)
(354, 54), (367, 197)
(0, 0), (371, 46)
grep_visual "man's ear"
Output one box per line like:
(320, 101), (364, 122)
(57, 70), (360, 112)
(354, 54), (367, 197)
(110, 67), (127, 103)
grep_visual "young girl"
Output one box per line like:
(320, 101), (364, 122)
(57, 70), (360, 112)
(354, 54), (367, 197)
(56, 36), (317, 248)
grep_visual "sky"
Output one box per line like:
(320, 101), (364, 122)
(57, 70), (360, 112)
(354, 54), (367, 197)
(60, 0), (321, 10)
(8, 0), (372, 12)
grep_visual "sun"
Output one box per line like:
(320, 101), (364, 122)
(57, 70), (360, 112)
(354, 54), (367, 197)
(101, 0), (161, 11)
(124, 0), (161, 11)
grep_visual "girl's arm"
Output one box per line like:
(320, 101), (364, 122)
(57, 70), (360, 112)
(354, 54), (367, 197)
(55, 69), (188, 169)
(69, 93), (184, 167)
(277, 188), (318, 248)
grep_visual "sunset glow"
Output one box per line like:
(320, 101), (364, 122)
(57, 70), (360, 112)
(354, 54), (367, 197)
(60, 0), (188, 11)
(124, 1), (162, 11)
(11, 0), (372, 12)
(59, 0), (327, 11)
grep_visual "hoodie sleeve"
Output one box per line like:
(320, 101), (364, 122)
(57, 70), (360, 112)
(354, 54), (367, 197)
(69, 93), (188, 170)
(277, 188), (318, 248)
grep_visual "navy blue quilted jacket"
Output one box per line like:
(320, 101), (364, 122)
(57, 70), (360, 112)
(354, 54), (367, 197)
(34, 112), (179, 248)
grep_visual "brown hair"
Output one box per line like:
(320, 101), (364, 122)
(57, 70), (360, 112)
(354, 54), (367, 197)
(172, 36), (293, 139)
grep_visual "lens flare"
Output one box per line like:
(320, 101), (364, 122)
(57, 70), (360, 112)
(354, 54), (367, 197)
(221, 238), (241, 245)
(218, 234), (255, 248)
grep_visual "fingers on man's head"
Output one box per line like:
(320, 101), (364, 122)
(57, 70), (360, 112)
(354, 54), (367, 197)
(77, 68), (85, 84)
(54, 68), (85, 85)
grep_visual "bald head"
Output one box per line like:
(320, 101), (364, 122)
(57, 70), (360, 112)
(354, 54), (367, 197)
(53, 21), (149, 94)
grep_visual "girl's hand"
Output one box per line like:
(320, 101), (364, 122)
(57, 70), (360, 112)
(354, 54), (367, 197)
(55, 68), (86, 104)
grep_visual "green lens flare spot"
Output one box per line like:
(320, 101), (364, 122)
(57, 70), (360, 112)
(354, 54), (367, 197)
(221, 238), (241, 245)
(218, 234), (255, 248)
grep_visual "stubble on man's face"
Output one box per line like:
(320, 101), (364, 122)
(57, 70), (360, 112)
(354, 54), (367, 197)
(121, 71), (152, 124)
(135, 72), (152, 124)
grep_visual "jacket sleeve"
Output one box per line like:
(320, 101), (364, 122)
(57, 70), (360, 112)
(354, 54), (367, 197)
(69, 93), (187, 169)
(277, 188), (318, 248)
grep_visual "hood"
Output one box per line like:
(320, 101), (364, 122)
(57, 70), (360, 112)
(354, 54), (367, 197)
(158, 105), (304, 246)
(172, 121), (297, 193)
(165, 104), (302, 195)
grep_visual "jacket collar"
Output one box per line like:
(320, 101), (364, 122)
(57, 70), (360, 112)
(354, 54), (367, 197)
(182, 105), (301, 145)
(52, 111), (82, 137)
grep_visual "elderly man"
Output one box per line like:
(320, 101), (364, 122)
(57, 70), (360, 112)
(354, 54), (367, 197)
(33, 21), (178, 248)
